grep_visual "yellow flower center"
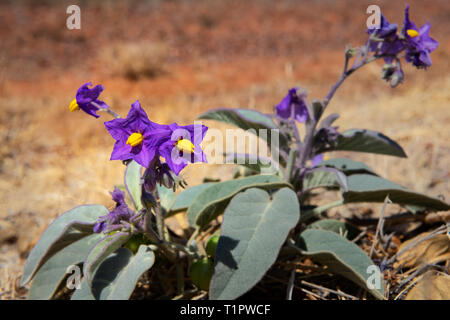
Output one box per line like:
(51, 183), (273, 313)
(176, 139), (195, 153)
(69, 99), (80, 112)
(406, 29), (419, 38)
(126, 132), (143, 147)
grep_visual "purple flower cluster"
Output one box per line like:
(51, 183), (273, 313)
(104, 100), (208, 183)
(367, 5), (438, 69)
(69, 81), (208, 196)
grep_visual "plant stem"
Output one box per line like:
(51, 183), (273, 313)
(187, 228), (199, 247)
(106, 108), (121, 119)
(300, 199), (344, 222)
(285, 149), (297, 182)
(153, 188), (168, 241)
(299, 49), (379, 168)
(91, 101), (121, 119)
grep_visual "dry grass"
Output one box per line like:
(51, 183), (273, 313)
(99, 42), (169, 80)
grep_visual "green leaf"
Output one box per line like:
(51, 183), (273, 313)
(187, 175), (291, 228)
(197, 108), (288, 148)
(210, 188), (300, 300)
(311, 99), (324, 121)
(83, 232), (131, 286)
(224, 153), (278, 174)
(73, 245), (155, 300)
(296, 229), (384, 299)
(317, 157), (377, 175)
(70, 278), (94, 300)
(27, 234), (102, 300)
(168, 183), (215, 214)
(125, 160), (143, 211)
(343, 174), (450, 211)
(332, 129), (407, 158)
(319, 113), (339, 129)
(21, 205), (109, 286)
(302, 167), (348, 192)
(307, 219), (361, 240)
(157, 184), (176, 213)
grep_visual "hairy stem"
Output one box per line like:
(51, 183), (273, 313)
(91, 101), (121, 119)
(299, 47), (379, 168)
(152, 187), (169, 242)
(285, 149), (297, 183)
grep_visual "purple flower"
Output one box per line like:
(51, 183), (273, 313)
(104, 100), (165, 168)
(367, 13), (404, 57)
(145, 122), (209, 175)
(401, 5), (438, 68)
(275, 88), (308, 123)
(93, 187), (134, 233)
(69, 82), (109, 118)
(105, 101), (208, 175)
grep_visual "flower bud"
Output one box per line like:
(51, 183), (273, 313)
(390, 68), (404, 88)
(381, 63), (396, 80)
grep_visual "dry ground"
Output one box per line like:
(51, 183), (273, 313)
(0, 0), (449, 299)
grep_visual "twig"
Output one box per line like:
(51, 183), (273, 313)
(395, 263), (432, 292)
(286, 269), (296, 300)
(346, 210), (445, 227)
(370, 195), (391, 259)
(191, 291), (208, 300)
(351, 230), (367, 243)
(301, 288), (325, 300)
(172, 289), (198, 300)
(394, 275), (423, 300)
(300, 280), (358, 300)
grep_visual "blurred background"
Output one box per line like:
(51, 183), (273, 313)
(0, 0), (448, 299)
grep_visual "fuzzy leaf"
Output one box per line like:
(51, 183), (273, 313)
(319, 113), (339, 129)
(27, 234), (102, 300)
(343, 174), (450, 211)
(302, 167), (348, 192)
(317, 157), (377, 175)
(83, 232), (131, 286)
(168, 183), (215, 214)
(187, 175), (291, 228)
(73, 245), (155, 300)
(296, 229), (385, 299)
(157, 184), (176, 213)
(332, 129), (407, 158)
(307, 219), (361, 240)
(21, 205), (109, 286)
(210, 188), (300, 300)
(197, 108), (288, 148)
(125, 160), (143, 211)
(70, 278), (94, 300)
